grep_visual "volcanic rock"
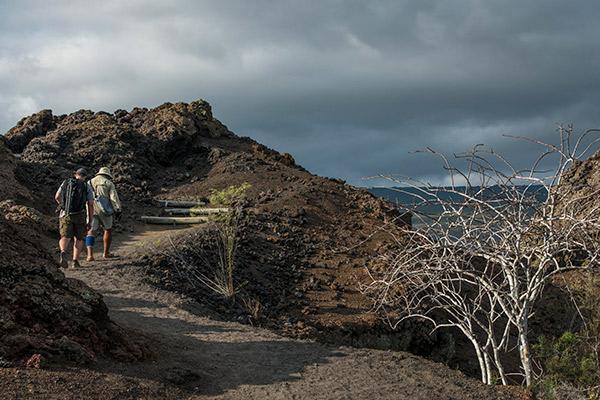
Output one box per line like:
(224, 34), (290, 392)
(0, 141), (147, 365)
(560, 148), (600, 222)
(0, 140), (31, 203)
(2, 110), (57, 153)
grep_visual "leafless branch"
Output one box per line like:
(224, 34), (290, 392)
(362, 126), (599, 386)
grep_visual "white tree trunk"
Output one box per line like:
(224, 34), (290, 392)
(492, 344), (508, 385)
(518, 326), (533, 386)
(470, 338), (489, 384)
(483, 351), (493, 385)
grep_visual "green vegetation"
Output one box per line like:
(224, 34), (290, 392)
(209, 183), (252, 300)
(217, 215), (240, 300)
(534, 333), (599, 387)
(534, 277), (600, 399)
(208, 182), (251, 207)
(166, 183), (252, 302)
(240, 296), (263, 325)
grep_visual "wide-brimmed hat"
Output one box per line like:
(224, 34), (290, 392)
(97, 167), (113, 179)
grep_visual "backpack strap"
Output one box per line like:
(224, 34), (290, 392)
(63, 178), (74, 212)
(88, 181), (97, 199)
(59, 179), (68, 211)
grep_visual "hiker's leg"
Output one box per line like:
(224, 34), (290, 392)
(103, 229), (112, 257)
(59, 216), (71, 254)
(58, 217), (72, 268)
(86, 221), (97, 261)
(72, 217), (86, 261)
(59, 237), (71, 253)
(86, 216), (101, 261)
(58, 237), (70, 268)
(101, 214), (115, 258)
(86, 232), (96, 261)
(73, 238), (84, 260)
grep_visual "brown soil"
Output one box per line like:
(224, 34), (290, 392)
(0, 228), (525, 399)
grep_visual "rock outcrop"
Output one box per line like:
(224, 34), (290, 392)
(0, 140), (31, 203)
(13, 100), (250, 203)
(559, 148), (600, 222)
(2, 110), (57, 153)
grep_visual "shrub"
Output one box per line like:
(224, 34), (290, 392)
(168, 183), (252, 301)
(533, 276), (600, 399)
(208, 182), (251, 207)
(240, 296), (263, 325)
(534, 332), (599, 387)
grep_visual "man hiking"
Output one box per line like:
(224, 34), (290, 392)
(86, 167), (122, 261)
(55, 167), (94, 269)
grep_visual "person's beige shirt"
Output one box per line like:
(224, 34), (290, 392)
(90, 174), (122, 215)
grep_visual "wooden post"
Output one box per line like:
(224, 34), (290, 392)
(165, 207), (229, 215)
(141, 216), (209, 225)
(155, 199), (206, 208)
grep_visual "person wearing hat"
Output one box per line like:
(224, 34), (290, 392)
(55, 167), (95, 269)
(86, 166), (122, 261)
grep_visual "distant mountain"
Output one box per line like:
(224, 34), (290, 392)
(369, 186), (548, 226)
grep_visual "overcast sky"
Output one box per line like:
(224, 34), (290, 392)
(1, 1), (599, 186)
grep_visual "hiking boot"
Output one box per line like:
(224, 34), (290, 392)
(59, 252), (68, 269)
(69, 260), (81, 269)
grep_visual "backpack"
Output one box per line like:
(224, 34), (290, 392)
(92, 181), (114, 216)
(60, 178), (88, 214)
(95, 194), (114, 216)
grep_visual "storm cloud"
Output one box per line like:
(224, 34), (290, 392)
(1, 0), (599, 185)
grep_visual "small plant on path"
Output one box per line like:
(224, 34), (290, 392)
(166, 183), (251, 301)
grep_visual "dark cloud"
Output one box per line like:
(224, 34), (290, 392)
(1, 0), (599, 185)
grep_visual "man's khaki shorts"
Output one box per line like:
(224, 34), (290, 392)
(91, 213), (114, 231)
(59, 212), (87, 240)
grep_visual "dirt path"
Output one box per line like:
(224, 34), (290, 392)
(23, 227), (520, 400)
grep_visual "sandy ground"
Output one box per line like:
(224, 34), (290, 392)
(1, 227), (525, 400)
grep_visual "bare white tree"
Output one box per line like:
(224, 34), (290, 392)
(363, 127), (600, 386)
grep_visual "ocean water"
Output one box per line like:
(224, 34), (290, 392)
(368, 185), (547, 227)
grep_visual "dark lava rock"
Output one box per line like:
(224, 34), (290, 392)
(559, 148), (600, 222)
(3, 110), (57, 153)
(0, 141), (148, 365)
